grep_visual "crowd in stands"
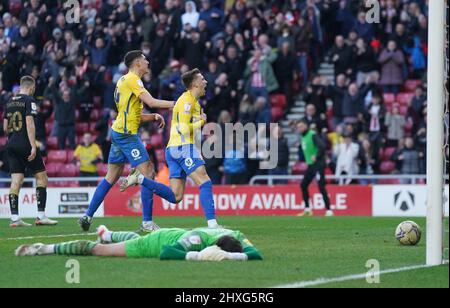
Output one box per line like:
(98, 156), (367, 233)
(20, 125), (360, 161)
(0, 0), (446, 186)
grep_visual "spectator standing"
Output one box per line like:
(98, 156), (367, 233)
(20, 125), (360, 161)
(48, 77), (76, 150)
(378, 40), (405, 94)
(385, 105), (406, 147)
(73, 133), (103, 187)
(334, 133), (360, 185)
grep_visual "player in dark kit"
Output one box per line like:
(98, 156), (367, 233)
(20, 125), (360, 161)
(297, 119), (333, 217)
(3, 76), (58, 227)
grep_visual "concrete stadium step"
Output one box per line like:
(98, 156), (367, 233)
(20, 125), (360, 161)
(286, 114), (304, 121)
(291, 107), (305, 113)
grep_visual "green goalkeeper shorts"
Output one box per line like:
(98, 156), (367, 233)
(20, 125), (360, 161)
(125, 233), (160, 258)
(124, 228), (186, 258)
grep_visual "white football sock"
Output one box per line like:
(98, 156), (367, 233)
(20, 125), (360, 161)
(11, 215), (19, 222)
(40, 245), (55, 255)
(207, 219), (219, 228)
(102, 231), (112, 243)
(37, 211), (45, 220)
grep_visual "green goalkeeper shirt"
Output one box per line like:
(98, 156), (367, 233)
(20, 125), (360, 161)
(124, 228), (260, 260)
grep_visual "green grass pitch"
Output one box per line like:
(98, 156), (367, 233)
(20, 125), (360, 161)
(0, 216), (448, 288)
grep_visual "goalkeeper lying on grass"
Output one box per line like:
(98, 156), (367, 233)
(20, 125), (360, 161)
(15, 226), (263, 261)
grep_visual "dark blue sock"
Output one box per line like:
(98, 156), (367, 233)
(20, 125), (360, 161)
(141, 186), (153, 222)
(86, 179), (112, 217)
(199, 181), (216, 220)
(142, 177), (177, 204)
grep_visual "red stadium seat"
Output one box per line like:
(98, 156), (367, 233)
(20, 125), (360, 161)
(45, 122), (53, 135)
(46, 163), (65, 177)
(47, 136), (58, 150)
(98, 163), (108, 177)
(378, 179), (401, 185)
(404, 80), (422, 92)
(269, 94), (287, 109)
(325, 167), (334, 184)
(383, 147), (397, 161)
(67, 150), (75, 162)
(271, 107), (284, 122)
(150, 134), (164, 149)
(47, 150), (68, 163)
(89, 122), (97, 132)
(90, 109), (100, 121)
(292, 162), (308, 175)
(396, 93), (414, 105)
(76, 123), (89, 135)
(399, 105), (409, 116)
(383, 93), (395, 104)
(93, 96), (102, 108)
(155, 149), (166, 163)
(379, 161), (396, 174)
(57, 164), (79, 177)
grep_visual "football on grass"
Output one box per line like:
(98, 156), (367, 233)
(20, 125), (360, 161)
(395, 221), (422, 246)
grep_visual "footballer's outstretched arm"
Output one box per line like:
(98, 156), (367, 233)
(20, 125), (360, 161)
(140, 113), (165, 128)
(139, 91), (175, 109)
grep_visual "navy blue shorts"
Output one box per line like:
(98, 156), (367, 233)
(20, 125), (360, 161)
(108, 131), (150, 168)
(166, 145), (205, 180)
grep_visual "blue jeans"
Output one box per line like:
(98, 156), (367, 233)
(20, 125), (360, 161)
(298, 55), (308, 87)
(58, 125), (76, 149)
(249, 87), (269, 101)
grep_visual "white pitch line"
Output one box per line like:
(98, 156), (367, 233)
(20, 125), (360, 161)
(273, 264), (436, 288)
(3, 233), (96, 241)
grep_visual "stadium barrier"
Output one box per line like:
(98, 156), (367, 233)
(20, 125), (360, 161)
(0, 178), (448, 218)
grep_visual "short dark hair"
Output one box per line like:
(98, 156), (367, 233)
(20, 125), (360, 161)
(216, 236), (243, 253)
(181, 68), (201, 89)
(124, 50), (144, 68)
(20, 76), (35, 88)
(298, 118), (309, 126)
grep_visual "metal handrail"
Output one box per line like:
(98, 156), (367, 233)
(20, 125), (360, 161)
(249, 174), (432, 185)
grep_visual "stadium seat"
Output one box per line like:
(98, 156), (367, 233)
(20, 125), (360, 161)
(378, 179), (401, 185)
(46, 163), (65, 177)
(291, 162), (308, 175)
(383, 147), (397, 161)
(57, 164), (79, 177)
(325, 167), (334, 184)
(383, 93), (395, 104)
(399, 105), (409, 116)
(45, 122), (53, 135)
(98, 163), (108, 177)
(379, 161), (396, 174)
(0, 137), (6, 146)
(404, 80), (422, 92)
(90, 109), (100, 121)
(271, 107), (284, 122)
(93, 96), (102, 108)
(396, 93), (414, 105)
(47, 150), (68, 163)
(46, 137), (59, 150)
(269, 94), (287, 109)
(150, 134), (164, 149)
(76, 123), (89, 135)
(67, 150), (75, 162)
(89, 122), (97, 132)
